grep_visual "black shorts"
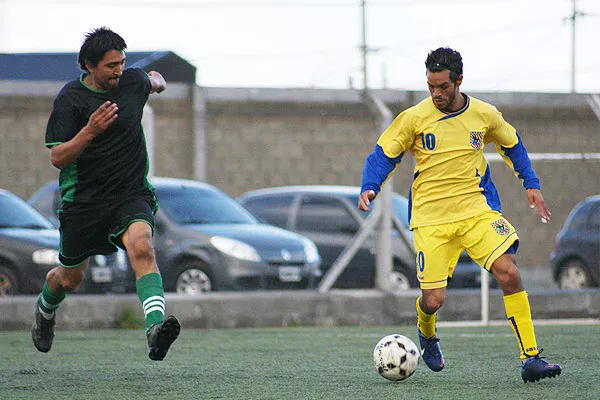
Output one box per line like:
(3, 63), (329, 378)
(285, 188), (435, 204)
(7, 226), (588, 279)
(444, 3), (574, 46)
(57, 193), (158, 267)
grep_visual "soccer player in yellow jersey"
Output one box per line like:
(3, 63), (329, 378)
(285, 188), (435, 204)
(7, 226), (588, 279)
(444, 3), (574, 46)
(358, 47), (562, 382)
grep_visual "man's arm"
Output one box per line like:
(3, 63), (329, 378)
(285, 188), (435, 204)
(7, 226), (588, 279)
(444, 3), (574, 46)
(148, 71), (166, 94)
(495, 134), (551, 222)
(49, 101), (118, 169)
(358, 145), (403, 211)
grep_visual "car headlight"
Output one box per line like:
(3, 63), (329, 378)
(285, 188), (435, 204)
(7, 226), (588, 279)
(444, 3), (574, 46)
(210, 236), (261, 262)
(32, 249), (59, 265)
(303, 239), (320, 264)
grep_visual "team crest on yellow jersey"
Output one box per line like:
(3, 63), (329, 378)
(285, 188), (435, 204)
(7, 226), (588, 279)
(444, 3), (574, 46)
(491, 218), (510, 236)
(470, 131), (484, 150)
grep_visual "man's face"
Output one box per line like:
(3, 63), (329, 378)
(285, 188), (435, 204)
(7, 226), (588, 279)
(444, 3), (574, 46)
(86, 50), (126, 91)
(427, 69), (462, 112)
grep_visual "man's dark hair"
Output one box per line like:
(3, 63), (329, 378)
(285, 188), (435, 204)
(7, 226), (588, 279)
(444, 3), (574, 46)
(78, 27), (127, 71)
(425, 47), (463, 83)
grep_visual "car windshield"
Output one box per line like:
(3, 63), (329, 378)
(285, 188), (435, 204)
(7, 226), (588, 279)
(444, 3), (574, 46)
(155, 185), (258, 225)
(0, 193), (53, 229)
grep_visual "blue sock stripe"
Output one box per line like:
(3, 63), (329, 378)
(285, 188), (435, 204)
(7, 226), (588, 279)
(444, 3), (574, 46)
(508, 316), (526, 355)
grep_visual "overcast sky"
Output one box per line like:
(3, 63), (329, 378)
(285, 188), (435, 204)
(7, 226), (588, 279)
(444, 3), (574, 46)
(1, 0), (599, 93)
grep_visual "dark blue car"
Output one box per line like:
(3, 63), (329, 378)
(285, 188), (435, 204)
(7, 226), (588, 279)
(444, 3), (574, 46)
(550, 195), (600, 289)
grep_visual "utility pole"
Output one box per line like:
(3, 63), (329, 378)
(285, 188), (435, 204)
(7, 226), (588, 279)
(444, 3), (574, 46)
(0, 0), (7, 52)
(361, 0), (368, 90)
(568, 0), (587, 93)
(360, 1), (379, 90)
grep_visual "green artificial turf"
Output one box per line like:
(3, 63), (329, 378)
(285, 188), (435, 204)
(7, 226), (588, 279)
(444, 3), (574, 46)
(1, 324), (597, 400)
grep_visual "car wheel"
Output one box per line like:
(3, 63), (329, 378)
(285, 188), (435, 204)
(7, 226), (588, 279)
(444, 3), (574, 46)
(389, 264), (417, 293)
(0, 266), (19, 296)
(174, 261), (213, 295)
(557, 259), (591, 289)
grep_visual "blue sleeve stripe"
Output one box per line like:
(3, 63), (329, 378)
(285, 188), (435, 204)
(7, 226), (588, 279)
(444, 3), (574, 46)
(477, 166), (502, 213)
(500, 133), (540, 189)
(361, 144), (402, 194)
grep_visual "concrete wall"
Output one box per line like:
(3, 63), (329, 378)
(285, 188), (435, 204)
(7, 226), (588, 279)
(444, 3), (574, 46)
(0, 82), (598, 268)
(2, 290), (599, 331)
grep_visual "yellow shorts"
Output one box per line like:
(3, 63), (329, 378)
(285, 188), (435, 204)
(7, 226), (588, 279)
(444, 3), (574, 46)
(413, 210), (519, 290)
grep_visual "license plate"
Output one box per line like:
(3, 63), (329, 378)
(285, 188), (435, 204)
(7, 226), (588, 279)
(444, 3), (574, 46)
(92, 267), (113, 283)
(278, 266), (302, 282)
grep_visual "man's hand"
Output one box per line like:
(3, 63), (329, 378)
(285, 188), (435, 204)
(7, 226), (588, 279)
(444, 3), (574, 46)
(148, 71), (166, 94)
(526, 188), (551, 223)
(49, 101), (117, 169)
(85, 101), (118, 137)
(358, 190), (376, 211)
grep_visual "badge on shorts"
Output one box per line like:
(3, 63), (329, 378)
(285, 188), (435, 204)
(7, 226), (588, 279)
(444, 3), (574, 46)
(491, 218), (510, 236)
(470, 131), (484, 150)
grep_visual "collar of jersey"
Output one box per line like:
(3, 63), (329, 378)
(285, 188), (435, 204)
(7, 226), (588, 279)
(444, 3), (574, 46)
(79, 74), (110, 94)
(436, 94), (470, 121)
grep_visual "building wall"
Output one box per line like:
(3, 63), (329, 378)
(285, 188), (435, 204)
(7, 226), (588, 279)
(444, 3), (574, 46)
(0, 83), (598, 268)
(204, 107), (377, 197)
(0, 95), (57, 198)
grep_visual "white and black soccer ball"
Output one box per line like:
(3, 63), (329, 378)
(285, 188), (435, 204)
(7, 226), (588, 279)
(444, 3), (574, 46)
(373, 334), (420, 382)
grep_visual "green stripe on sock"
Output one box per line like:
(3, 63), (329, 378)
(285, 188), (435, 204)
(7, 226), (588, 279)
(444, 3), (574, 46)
(136, 272), (166, 330)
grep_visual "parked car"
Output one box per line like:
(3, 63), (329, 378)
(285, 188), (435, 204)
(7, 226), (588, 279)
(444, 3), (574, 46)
(29, 178), (322, 295)
(550, 195), (600, 289)
(0, 189), (127, 296)
(237, 185), (498, 291)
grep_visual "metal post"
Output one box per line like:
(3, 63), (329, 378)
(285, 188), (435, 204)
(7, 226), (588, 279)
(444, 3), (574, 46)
(585, 94), (600, 121)
(192, 85), (207, 181)
(481, 268), (489, 325)
(142, 104), (155, 178)
(317, 206), (381, 292)
(375, 184), (393, 291)
(365, 91), (394, 292)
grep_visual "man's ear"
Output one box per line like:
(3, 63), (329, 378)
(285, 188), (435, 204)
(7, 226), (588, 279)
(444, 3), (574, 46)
(456, 74), (463, 87)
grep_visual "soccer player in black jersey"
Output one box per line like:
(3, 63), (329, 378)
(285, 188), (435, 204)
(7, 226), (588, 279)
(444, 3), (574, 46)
(32, 27), (180, 361)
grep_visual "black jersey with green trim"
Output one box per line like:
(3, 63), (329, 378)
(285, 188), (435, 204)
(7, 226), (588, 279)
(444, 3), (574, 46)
(45, 67), (153, 204)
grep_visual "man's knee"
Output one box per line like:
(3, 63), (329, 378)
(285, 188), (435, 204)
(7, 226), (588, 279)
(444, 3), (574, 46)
(52, 265), (86, 292)
(127, 236), (154, 259)
(420, 289), (446, 313)
(123, 223), (155, 262)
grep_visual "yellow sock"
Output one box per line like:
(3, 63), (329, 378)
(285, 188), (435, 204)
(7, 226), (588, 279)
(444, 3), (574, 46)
(504, 291), (538, 360)
(416, 296), (436, 338)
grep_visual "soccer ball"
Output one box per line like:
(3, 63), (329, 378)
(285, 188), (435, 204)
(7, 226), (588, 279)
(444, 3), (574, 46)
(373, 334), (420, 381)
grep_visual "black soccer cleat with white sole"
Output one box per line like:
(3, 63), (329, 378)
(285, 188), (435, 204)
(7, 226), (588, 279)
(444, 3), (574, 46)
(147, 315), (181, 361)
(31, 303), (55, 353)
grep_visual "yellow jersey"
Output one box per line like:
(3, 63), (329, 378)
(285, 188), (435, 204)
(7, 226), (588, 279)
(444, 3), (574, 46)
(361, 94), (540, 229)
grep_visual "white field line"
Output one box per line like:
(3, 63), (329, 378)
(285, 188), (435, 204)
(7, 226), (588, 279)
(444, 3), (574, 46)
(486, 153), (600, 162)
(438, 318), (600, 328)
